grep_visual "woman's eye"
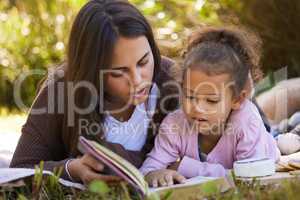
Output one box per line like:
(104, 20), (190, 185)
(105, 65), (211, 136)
(110, 71), (124, 78)
(138, 59), (149, 67)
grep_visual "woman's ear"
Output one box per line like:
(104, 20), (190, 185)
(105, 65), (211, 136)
(231, 90), (247, 110)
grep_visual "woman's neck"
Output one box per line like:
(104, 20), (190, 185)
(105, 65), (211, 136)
(104, 101), (136, 122)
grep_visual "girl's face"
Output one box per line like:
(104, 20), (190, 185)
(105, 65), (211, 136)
(104, 36), (154, 109)
(182, 68), (243, 135)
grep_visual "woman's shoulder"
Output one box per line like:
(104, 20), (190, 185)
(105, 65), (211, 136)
(160, 56), (175, 72)
(155, 56), (175, 84)
(23, 65), (65, 136)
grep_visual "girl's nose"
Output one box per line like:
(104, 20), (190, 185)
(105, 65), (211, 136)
(195, 104), (206, 113)
(193, 100), (207, 114)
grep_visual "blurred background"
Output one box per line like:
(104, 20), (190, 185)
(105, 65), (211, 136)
(0, 0), (300, 163)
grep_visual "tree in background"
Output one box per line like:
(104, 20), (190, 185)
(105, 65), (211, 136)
(0, 0), (220, 110)
(0, 0), (299, 110)
(219, 0), (300, 79)
(0, 0), (85, 109)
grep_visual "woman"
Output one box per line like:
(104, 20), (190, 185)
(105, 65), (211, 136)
(10, 0), (179, 184)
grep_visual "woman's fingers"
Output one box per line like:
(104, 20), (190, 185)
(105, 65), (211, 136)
(82, 154), (104, 172)
(81, 170), (122, 185)
(97, 174), (122, 183)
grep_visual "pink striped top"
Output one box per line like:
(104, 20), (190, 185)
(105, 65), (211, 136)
(140, 99), (280, 178)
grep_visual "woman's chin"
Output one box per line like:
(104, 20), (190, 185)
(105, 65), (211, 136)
(132, 95), (148, 106)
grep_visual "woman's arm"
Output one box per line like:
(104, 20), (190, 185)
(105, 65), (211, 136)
(9, 81), (74, 180)
(10, 79), (150, 182)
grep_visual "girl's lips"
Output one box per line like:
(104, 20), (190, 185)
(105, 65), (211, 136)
(192, 117), (208, 122)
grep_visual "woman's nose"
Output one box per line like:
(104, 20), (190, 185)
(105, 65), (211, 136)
(131, 67), (142, 86)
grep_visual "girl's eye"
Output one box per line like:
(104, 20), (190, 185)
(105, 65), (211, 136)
(207, 99), (219, 104)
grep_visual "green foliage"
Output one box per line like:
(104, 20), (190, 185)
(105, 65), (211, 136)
(0, 0), (84, 109)
(1, 0), (299, 110)
(219, 0), (300, 78)
(88, 180), (110, 195)
(201, 181), (219, 196)
(0, 0), (222, 110)
(0, 160), (300, 199)
(2, 170), (300, 199)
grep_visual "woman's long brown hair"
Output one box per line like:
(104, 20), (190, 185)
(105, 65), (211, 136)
(58, 0), (176, 155)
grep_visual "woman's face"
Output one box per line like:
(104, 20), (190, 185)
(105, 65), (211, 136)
(104, 36), (154, 110)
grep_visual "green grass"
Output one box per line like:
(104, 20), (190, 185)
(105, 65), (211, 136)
(1, 163), (300, 200)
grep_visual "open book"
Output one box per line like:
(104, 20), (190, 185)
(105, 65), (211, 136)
(78, 136), (232, 198)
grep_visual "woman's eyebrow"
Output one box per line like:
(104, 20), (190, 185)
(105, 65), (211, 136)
(109, 51), (150, 70)
(110, 66), (128, 71)
(137, 51), (150, 63)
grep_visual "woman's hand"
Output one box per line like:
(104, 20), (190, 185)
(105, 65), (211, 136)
(67, 153), (121, 185)
(145, 169), (186, 188)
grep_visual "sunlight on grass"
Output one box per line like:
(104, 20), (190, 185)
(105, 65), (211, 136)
(0, 112), (27, 153)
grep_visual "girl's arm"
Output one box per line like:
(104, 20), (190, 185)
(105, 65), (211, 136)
(140, 118), (181, 176)
(177, 156), (227, 178)
(234, 114), (280, 162)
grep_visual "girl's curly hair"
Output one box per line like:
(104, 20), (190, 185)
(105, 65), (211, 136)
(181, 26), (263, 96)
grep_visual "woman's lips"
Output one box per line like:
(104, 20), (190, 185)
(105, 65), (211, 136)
(132, 87), (148, 99)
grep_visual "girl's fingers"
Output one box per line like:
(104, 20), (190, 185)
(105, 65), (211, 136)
(152, 178), (158, 188)
(173, 173), (186, 184)
(165, 174), (174, 186)
(82, 154), (104, 172)
(158, 177), (167, 187)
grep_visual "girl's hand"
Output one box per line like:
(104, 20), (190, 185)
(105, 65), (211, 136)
(168, 160), (181, 171)
(145, 169), (186, 188)
(67, 153), (122, 185)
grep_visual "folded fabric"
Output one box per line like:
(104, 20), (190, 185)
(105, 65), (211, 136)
(277, 133), (300, 155)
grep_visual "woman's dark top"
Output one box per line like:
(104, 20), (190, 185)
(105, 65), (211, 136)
(10, 57), (179, 181)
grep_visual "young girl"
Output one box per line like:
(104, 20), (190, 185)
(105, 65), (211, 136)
(140, 27), (280, 187)
(10, 0), (179, 185)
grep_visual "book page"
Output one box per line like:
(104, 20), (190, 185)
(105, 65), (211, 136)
(0, 168), (85, 190)
(79, 137), (148, 194)
(149, 176), (218, 193)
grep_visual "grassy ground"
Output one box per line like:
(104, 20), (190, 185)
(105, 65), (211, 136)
(1, 167), (300, 200)
(0, 112), (25, 152)
(1, 109), (300, 199)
